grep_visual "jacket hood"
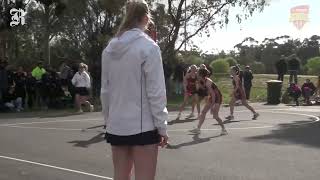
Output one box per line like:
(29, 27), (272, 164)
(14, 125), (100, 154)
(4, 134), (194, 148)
(106, 28), (147, 60)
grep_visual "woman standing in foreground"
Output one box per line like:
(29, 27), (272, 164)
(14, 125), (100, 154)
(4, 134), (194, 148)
(100, 1), (169, 180)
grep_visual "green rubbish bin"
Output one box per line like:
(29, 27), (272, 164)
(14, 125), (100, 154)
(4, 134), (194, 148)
(266, 80), (282, 104)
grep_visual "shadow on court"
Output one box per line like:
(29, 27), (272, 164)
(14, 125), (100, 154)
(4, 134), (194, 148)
(68, 133), (105, 148)
(166, 134), (221, 149)
(245, 119), (320, 148)
(168, 118), (197, 125)
(0, 110), (80, 119)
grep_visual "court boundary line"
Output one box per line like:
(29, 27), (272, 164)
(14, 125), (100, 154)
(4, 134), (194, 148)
(0, 111), (318, 132)
(0, 155), (112, 180)
(168, 111), (320, 132)
(0, 119), (101, 126)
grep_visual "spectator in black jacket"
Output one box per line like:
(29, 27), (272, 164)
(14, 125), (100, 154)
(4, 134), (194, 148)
(26, 72), (37, 109)
(301, 79), (316, 105)
(275, 55), (287, 82)
(243, 66), (254, 100)
(288, 54), (300, 84)
(14, 66), (27, 107)
(0, 60), (8, 102)
(3, 86), (23, 112)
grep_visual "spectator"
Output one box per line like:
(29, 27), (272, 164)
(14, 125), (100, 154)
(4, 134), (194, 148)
(3, 86), (23, 112)
(26, 72), (36, 109)
(32, 61), (46, 80)
(32, 61), (46, 107)
(275, 55), (287, 81)
(243, 65), (254, 100)
(288, 83), (301, 106)
(0, 60), (8, 102)
(301, 79), (316, 105)
(72, 63), (94, 113)
(40, 72), (50, 110)
(14, 66), (27, 107)
(59, 61), (71, 86)
(288, 54), (300, 84)
(47, 69), (64, 108)
(173, 63), (184, 95)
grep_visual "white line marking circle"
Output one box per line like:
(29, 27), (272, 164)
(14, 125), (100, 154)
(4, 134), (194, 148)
(0, 155), (112, 179)
(168, 110), (320, 132)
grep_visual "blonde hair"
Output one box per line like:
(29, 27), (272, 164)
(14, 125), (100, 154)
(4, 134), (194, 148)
(117, 0), (151, 36)
(79, 63), (88, 71)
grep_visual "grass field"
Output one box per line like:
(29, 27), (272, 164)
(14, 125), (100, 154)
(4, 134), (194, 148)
(167, 74), (319, 106)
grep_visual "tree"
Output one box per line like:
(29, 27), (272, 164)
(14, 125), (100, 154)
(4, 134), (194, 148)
(250, 62), (265, 74)
(305, 57), (320, 75)
(32, 0), (66, 64)
(210, 59), (229, 73)
(58, 0), (126, 97)
(161, 0), (266, 63)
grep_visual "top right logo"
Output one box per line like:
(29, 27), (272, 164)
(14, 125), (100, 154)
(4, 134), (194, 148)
(289, 5), (309, 30)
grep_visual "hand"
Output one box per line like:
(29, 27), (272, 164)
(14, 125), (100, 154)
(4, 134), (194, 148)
(159, 135), (169, 148)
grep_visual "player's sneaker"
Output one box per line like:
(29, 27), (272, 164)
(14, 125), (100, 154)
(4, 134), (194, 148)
(252, 113), (260, 120)
(175, 114), (181, 121)
(186, 113), (195, 119)
(90, 105), (94, 112)
(225, 115), (234, 121)
(189, 128), (201, 134)
(220, 129), (228, 136)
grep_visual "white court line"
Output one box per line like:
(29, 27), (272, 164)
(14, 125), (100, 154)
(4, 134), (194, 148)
(0, 155), (112, 180)
(168, 111), (320, 132)
(3, 126), (82, 131)
(3, 112), (318, 132)
(0, 119), (101, 126)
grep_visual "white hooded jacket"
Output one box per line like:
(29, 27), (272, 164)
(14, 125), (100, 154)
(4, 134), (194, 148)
(100, 28), (168, 136)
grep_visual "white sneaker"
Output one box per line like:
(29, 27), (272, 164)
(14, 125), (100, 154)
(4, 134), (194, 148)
(175, 114), (181, 121)
(77, 109), (83, 113)
(90, 105), (94, 112)
(189, 128), (201, 134)
(186, 113), (195, 119)
(220, 129), (228, 136)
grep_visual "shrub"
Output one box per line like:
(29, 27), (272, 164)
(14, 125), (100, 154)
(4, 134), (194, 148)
(224, 57), (237, 67)
(210, 59), (229, 73)
(305, 57), (320, 75)
(183, 55), (204, 65)
(250, 62), (266, 74)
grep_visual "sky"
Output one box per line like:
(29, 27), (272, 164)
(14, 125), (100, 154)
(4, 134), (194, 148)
(191, 0), (320, 53)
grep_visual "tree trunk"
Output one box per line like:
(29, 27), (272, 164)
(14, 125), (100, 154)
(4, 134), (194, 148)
(44, 4), (50, 65)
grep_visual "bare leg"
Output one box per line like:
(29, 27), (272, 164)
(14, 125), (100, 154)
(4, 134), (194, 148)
(178, 94), (189, 114)
(197, 103), (211, 129)
(212, 104), (225, 130)
(111, 146), (133, 180)
(75, 94), (82, 111)
(241, 99), (256, 114)
(133, 144), (158, 180)
(195, 95), (201, 117)
(229, 96), (236, 116)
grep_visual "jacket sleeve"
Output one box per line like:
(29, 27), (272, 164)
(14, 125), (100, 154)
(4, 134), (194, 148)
(100, 50), (109, 126)
(143, 45), (168, 137)
(71, 73), (77, 86)
(84, 72), (91, 88)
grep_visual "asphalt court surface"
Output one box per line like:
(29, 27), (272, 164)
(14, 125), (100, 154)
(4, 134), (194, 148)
(0, 104), (320, 180)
